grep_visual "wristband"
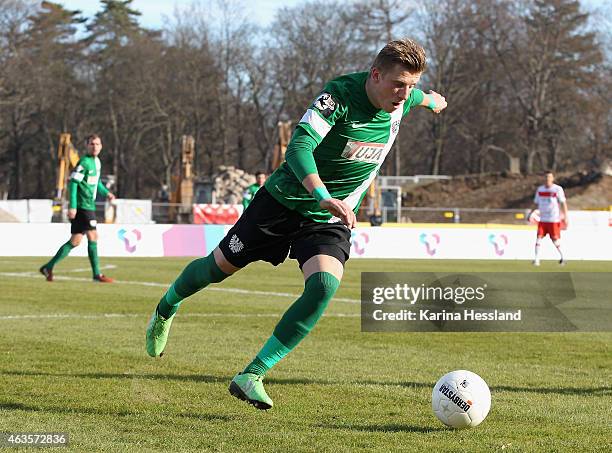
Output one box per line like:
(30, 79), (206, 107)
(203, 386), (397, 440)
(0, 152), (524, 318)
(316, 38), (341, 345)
(312, 186), (331, 202)
(427, 99), (437, 110)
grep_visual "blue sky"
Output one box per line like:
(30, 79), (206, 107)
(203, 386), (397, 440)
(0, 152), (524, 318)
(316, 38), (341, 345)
(59, 0), (609, 30)
(58, 0), (305, 28)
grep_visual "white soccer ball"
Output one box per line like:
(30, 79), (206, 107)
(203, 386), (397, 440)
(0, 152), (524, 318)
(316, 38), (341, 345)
(431, 370), (491, 428)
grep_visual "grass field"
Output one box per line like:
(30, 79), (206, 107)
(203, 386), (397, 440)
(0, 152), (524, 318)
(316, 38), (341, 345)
(0, 257), (610, 452)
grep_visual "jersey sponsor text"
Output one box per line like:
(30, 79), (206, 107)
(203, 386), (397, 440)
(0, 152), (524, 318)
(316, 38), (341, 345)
(341, 141), (385, 164)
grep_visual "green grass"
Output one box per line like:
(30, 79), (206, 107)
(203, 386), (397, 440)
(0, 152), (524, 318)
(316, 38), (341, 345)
(0, 257), (610, 452)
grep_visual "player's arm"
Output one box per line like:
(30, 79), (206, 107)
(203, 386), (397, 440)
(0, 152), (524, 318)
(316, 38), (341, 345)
(285, 88), (356, 228)
(302, 173), (356, 229)
(561, 201), (568, 226)
(285, 128), (356, 228)
(416, 88), (447, 114)
(97, 179), (114, 201)
(559, 189), (569, 226)
(67, 161), (86, 219)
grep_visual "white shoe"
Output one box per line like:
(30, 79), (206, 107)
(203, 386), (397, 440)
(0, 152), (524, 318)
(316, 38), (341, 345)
(559, 259), (566, 266)
(532, 260), (540, 266)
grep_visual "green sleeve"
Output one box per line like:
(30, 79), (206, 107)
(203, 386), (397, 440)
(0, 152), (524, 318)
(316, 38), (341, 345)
(285, 128), (319, 182)
(403, 88), (425, 116)
(411, 88), (425, 107)
(68, 179), (78, 209)
(97, 179), (109, 197)
(68, 158), (86, 209)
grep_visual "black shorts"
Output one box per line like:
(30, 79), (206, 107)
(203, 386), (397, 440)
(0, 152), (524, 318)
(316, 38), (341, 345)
(70, 209), (98, 234)
(218, 187), (351, 268)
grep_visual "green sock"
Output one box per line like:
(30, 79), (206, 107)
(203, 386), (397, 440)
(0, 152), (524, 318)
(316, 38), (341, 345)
(88, 241), (101, 277)
(243, 272), (340, 376)
(157, 253), (229, 319)
(45, 240), (75, 269)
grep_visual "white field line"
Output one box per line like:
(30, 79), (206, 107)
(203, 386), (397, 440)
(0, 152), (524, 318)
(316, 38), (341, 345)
(63, 264), (117, 273)
(0, 312), (359, 321)
(0, 271), (361, 304)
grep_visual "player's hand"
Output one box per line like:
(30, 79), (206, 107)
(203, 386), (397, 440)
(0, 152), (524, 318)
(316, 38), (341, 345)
(428, 90), (447, 113)
(319, 198), (357, 229)
(107, 192), (116, 202)
(68, 208), (77, 219)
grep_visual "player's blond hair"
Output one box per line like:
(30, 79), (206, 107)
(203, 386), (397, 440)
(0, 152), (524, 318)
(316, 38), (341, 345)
(372, 39), (427, 73)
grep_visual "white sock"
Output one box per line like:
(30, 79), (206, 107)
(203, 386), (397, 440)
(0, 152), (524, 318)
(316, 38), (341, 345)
(553, 239), (563, 260)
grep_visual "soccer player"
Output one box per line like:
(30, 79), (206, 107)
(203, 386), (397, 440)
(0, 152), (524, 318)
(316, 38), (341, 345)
(242, 171), (266, 209)
(531, 171), (568, 266)
(146, 39), (447, 409)
(39, 134), (116, 282)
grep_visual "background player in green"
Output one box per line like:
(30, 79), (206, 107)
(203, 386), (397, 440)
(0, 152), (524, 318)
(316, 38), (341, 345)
(242, 171), (266, 209)
(40, 134), (115, 283)
(146, 39), (447, 409)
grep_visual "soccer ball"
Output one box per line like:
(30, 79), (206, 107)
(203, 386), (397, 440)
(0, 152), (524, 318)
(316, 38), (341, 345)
(431, 370), (491, 428)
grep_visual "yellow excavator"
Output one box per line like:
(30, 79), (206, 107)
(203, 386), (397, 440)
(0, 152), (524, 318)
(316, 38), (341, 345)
(52, 133), (80, 222)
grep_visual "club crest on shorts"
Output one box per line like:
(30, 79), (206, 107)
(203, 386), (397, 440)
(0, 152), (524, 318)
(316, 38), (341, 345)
(229, 234), (244, 253)
(313, 93), (336, 118)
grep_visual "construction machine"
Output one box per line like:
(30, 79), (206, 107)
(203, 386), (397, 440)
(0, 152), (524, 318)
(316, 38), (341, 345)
(52, 133), (80, 222)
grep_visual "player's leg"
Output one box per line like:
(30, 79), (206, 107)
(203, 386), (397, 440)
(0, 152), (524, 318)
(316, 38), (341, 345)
(551, 223), (564, 265)
(231, 222), (350, 410)
(533, 223), (545, 266)
(553, 239), (564, 264)
(84, 229), (105, 281)
(146, 247), (237, 357)
(157, 247), (238, 319)
(231, 254), (343, 410)
(147, 187), (294, 358)
(40, 233), (82, 281)
(533, 236), (542, 266)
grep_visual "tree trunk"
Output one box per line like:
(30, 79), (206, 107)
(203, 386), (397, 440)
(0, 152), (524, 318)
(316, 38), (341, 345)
(108, 100), (121, 191)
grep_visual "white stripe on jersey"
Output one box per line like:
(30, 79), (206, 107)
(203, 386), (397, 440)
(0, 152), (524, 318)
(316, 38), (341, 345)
(299, 109), (332, 139)
(70, 172), (84, 182)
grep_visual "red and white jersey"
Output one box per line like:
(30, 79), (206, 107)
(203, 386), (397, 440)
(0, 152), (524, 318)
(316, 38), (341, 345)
(534, 184), (566, 222)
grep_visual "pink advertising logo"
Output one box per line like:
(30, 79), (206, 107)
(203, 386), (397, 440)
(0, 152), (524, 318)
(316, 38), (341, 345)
(118, 228), (142, 253)
(488, 233), (508, 256)
(351, 231), (370, 256)
(419, 233), (440, 256)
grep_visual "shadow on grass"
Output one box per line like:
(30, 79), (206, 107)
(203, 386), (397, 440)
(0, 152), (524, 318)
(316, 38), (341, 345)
(1, 370), (229, 384)
(2, 370), (610, 396)
(316, 422), (446, 433)
(0, 401), (233, 422)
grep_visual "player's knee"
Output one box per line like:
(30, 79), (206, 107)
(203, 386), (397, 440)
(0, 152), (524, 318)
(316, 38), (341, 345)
(178, 253), (228, 294)
(553, 239), (561, 247)
(304, 272), (340, 303)
(213, 247), (240, 275)
(70, 237), (81, 247)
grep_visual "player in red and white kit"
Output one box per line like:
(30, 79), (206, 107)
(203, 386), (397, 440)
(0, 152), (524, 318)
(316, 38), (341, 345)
(530, 171), (568, 266)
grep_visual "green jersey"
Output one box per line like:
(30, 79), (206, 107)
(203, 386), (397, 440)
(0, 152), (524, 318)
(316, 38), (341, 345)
(242, 183), (262, 208)
(68, 155), (109, 210)
(265, 71), (424, 222)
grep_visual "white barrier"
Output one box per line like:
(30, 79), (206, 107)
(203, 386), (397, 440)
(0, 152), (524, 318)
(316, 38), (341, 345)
(349, 225), (611, 260)
(113, 199), (153, 224)
(0, 222), (609, 260)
